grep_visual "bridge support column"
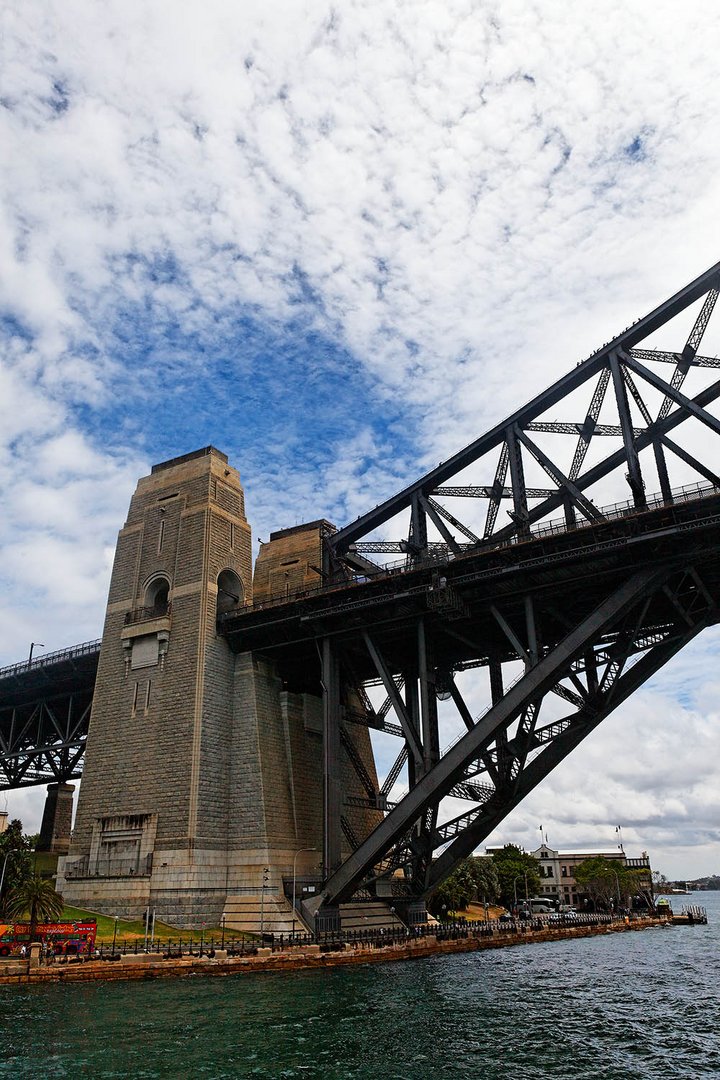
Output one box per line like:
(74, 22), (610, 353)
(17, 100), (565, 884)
(322, 638), (343, 877)
(36, 782), (75, 854)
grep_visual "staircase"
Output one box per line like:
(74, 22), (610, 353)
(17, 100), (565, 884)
(338, 901), (406, 933)
(222, 893), (299, 936)
(224, 893), (410, 937)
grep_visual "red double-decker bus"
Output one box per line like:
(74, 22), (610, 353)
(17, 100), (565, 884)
(0, 919), (97, 957)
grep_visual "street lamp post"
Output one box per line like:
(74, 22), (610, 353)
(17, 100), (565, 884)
(260, 867), (269, 941)
(512, 873), (530, 918)
(291, 847), (318, 938)
(221, 915), (226, 950)
(28, 643), (45, 668)
(610, 869), (621, 915)
(111, 916), (119, 956)
(0, 850), (21, 897)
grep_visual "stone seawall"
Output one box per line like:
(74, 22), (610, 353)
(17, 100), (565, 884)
(0, 918), (669, 987)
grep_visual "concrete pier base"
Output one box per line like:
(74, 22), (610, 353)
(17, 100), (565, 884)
(36, 783), (75, 854)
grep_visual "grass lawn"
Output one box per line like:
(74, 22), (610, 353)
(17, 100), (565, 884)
(61, 905), (252, 944)
(453, 902), (507, 921)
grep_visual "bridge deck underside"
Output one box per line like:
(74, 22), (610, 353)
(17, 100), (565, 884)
(221, 491), (720, 683)
(221, 492), (720, 911)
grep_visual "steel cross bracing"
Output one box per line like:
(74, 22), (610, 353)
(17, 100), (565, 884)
(0, 642), (99, 790)
(297, 262), (720, 917)
(309, 534), (719, 913)
(326, 261), (720, 574)
(0, 691), (92, 789)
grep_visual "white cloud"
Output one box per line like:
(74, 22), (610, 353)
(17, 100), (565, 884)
(2, 1), (720, 875)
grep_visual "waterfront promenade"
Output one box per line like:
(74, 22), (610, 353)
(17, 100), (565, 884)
(0, 914), (672, 987)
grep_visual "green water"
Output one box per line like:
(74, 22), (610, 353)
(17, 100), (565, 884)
(2, 894), (718, 1079)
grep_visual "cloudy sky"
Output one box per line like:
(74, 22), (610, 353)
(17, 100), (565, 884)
(2, 1), (719, 879)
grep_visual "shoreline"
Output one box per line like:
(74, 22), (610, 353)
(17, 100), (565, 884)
(0, 916), (674, 987)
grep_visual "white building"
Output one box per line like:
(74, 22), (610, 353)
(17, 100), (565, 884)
(530, 843), (652, 908)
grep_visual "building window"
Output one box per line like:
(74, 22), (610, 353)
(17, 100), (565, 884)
(561, 866), (567, 877)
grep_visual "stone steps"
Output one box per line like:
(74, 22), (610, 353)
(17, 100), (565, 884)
(223, 894), (406, 936)
(222, 894), (299, 935)
(338, 901), (406, 932)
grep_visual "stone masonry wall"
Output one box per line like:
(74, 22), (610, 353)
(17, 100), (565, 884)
(60, 448), (384, 928)
(62, 449), (251, 919)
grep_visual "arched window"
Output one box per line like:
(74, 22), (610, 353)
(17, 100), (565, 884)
(217, 569), (244, 616)
(144, 576), (170, 613)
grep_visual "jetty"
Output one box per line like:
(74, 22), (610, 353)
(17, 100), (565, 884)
(670, 905), (708, 925)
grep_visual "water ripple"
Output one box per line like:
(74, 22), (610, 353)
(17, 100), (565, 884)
(2, 895), (718, 1079)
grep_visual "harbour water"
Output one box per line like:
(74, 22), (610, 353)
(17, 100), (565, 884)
(2, 892), (718, 1079)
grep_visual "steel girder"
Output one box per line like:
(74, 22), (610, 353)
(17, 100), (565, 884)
(310, 555), (718, 912)
(306, 262), (720, 915)
(0, 689), (92, 789)
(326, 261), (720, 572)
(0, 640), (99, 790)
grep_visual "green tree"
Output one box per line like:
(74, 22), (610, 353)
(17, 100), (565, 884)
(490, 845), (541, 908)
(626, 868), (654, 910)
(574, 857), (634, 910)
(652, 870), (669, 892)
(0, 819), (33, 913)
(428, 862), (477, 916)
(466, 857), (500, 904)
(5, 874), (64, 940)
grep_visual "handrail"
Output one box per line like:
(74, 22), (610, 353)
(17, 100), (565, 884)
(225, 479), (720, 616)
(124, 602), (172, 626)
(0, 639), (102, 682)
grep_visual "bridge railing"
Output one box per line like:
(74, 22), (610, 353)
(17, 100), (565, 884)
(124, 602), (172, 625)
(360, 477), (720, 575)
(0, 639), (102, 682)
(64, 854), (154, 879)
(224, 478), (720, 617)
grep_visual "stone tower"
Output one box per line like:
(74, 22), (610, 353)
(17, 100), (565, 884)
(59, 447), (381, 927)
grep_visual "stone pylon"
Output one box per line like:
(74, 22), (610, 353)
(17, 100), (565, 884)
(58, 447), (381, 928)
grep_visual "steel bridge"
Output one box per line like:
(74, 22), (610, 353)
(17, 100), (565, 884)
(3, 262), (720, 919)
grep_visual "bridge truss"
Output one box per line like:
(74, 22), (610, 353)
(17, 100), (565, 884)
(0, 641), (100, 789)
(295, 260), (720, 918)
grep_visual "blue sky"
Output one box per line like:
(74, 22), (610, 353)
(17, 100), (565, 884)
(2, 0), (720, 877)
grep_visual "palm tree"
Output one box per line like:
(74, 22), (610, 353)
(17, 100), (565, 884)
(5, 874), (64, 940)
